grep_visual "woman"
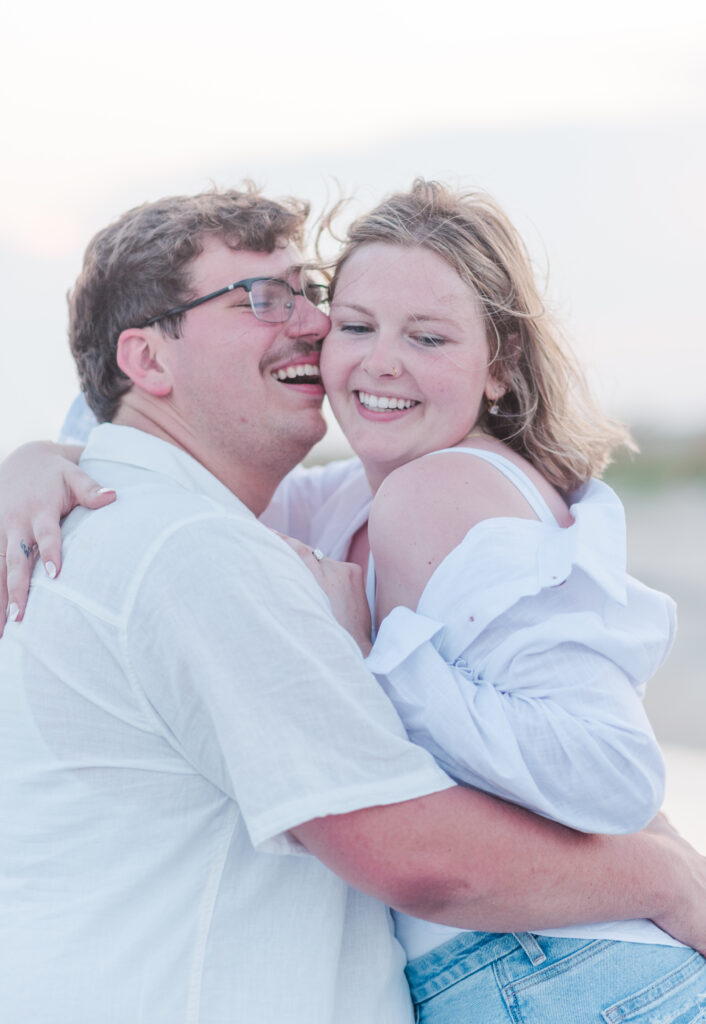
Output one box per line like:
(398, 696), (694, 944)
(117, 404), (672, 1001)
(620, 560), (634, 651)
(265, 182), (705, 1022)
(2, 181), (706, 1021)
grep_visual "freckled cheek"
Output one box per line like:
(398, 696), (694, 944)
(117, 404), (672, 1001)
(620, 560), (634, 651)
(432, 376), (484, 426)
(431, 375), (467, 402)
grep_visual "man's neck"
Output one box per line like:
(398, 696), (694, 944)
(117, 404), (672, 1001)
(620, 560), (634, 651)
(112, 403), (294, 517)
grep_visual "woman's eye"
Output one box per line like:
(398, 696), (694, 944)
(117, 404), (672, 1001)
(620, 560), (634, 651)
(339, 323), (372, 335)
(413, 334), (445, 347)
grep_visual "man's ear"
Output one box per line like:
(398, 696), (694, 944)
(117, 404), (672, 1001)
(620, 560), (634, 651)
(116, 328), (173, 398)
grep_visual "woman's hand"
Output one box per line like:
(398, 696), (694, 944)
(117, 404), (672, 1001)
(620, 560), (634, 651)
(645, 813), (706, 954)
(0, 441), (115, 632)
(277, 534), (372, 656)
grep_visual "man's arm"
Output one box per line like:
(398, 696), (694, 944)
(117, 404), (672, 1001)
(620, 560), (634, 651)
(293, 785), (706, 954)
(126, 514), (706, 957)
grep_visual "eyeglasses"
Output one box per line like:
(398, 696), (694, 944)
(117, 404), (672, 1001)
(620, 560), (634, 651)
(139, 276), (329, 327)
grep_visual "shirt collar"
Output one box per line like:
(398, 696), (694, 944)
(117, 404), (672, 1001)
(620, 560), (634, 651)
(81, 423), (255, 520)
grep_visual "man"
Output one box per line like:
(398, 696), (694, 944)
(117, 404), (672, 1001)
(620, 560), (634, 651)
(0, 187), (700, 1023)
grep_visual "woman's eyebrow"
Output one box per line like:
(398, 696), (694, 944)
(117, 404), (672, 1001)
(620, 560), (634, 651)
(331, 301), (463, 330)
(408, 312), (463, 329)
(330, 301), (374, 315)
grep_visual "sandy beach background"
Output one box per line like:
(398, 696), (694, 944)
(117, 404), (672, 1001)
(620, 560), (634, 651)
(617, 474), (706, 853)
(662, 745), (706, 852)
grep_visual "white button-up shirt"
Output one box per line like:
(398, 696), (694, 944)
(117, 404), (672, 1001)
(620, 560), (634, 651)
(264, 454), (683, 952)
(59, 402), (685, 956)
(0, 424), (453, 1024)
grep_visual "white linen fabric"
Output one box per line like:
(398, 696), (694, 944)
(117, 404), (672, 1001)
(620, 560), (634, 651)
(58, 402), (684, 953)
(0, 423), (454, 1024)
(266, 451), (683, 953)
(367, 448), (672, 834)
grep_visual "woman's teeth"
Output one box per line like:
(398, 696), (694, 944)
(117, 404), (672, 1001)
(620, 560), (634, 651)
(357, 391), (418, 411)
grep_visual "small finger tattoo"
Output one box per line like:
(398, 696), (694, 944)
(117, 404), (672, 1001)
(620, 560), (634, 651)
(20, 541), (32, 559)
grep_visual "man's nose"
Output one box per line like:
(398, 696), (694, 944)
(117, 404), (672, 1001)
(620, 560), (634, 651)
(285, 297), (331, 341)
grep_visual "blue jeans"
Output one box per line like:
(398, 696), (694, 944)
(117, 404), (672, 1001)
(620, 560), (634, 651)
(405, 931), (706, 1023)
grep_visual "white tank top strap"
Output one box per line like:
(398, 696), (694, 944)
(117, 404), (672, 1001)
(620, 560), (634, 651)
(422, 446), (558, 525)
(366, 447), (556, 642)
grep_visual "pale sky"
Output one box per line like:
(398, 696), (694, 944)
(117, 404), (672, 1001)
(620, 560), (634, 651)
(1, 0), (705, 454)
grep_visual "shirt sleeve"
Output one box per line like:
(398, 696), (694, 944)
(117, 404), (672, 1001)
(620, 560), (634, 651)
(123, 515), (454, 854)
(259, 459), (360, 541)
(366, 591), (668, 835)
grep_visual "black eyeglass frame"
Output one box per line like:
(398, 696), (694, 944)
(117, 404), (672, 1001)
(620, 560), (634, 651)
(139, 276), (329, 328)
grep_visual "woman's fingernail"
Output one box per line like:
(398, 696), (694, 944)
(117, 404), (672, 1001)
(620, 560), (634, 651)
(45, 561), (58, 579)
(7, 603), (19, 622)
(96, 487), (115, 495)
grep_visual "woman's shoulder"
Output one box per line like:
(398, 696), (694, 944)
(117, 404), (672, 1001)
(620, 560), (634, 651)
(368, 442), (550, 608)
(372, 439), (566, 540)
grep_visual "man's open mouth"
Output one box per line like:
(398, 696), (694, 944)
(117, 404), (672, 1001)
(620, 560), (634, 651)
(272, 364), (322, 384)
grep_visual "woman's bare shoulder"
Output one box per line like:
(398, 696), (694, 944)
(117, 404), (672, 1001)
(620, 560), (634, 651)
(372, 445), (543, 542)
(368, 446), (544, 611)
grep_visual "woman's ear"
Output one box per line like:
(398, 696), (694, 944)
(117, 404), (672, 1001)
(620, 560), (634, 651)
(485, 331), (522, 402)
(116, 328), (173, 398)
(484, 378), (507, 403)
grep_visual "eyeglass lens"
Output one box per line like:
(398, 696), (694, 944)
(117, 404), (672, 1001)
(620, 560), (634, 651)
(249, 279), (329, 323)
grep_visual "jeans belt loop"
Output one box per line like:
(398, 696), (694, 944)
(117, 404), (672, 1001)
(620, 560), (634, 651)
(513, 932), (547, 966)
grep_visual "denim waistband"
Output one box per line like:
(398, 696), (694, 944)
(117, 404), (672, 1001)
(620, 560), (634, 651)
(405, 931), (546, 1004)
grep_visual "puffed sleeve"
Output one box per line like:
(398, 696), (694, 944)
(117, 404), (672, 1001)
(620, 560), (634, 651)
(365, 492), (675, 835)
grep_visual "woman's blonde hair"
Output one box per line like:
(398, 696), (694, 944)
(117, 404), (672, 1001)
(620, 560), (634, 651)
(326, 180), (633, 492)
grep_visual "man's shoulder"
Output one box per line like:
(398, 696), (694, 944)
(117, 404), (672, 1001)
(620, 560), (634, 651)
(86, 484), (268, 563)
(60, 465), (281, 599)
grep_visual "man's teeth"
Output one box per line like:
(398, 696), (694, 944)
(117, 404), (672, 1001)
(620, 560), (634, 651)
(272, 364), (321, 381)
(357, 391), (417, 411)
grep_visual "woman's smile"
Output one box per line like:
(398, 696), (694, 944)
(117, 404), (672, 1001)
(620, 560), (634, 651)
(321, 242), (498, 489)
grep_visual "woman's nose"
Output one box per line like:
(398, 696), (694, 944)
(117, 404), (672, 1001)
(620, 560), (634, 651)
(360, 335), (402, 379)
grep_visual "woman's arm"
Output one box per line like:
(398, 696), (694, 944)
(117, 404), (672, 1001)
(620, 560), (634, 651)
(0, 441), (114, 631)
(367, 629), (665, 833)
(366, 452), (667, 833)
